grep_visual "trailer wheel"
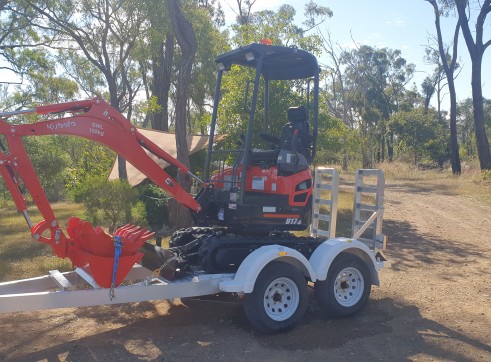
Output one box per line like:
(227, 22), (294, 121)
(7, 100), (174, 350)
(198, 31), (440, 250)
(243, 261), (308, 333)
(315, 254), (371, 318)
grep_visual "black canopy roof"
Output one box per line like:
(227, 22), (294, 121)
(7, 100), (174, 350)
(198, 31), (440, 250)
(215, 43), (319, 81)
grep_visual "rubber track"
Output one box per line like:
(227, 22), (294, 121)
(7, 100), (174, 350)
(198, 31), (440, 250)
(197, 233), (324, 273)
(169, 228), (324, 274)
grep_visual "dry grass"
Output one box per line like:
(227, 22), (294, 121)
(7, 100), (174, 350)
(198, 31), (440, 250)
(295, 189), (354, 238)
(378, 160), (491, 206)
(0, 202), (84, 282)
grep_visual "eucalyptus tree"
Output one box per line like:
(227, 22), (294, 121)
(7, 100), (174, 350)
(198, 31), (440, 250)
(167, 0), (197, 229)
(390, 107), (450, 166)
(321, 32), (352, 128)
(425, 0), (461, 174)
(24, 0), (148, 178)
(340, 45), (414, 166)
(233, 0), (256, 25)
(421, 76), (437, 114)
(457, 97), (491, 158)
(136, 0), (226, 133)
(231, 2), (331, 51)
(178, 1), (229, 135)
(138, 0), (174, 131)
(455, 0), (491, 170)
(422, 47), (461, 119)
(0, 2), (48, 87)
(458, 98), (477, 157)
(0, 1), (78, 112)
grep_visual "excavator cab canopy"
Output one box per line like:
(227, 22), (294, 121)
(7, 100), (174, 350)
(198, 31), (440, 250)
(215, 43), (319, 80)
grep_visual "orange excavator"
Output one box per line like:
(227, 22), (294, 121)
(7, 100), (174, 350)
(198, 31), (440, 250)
(0, 43), (389, 334)
(0, 41), (320, 287)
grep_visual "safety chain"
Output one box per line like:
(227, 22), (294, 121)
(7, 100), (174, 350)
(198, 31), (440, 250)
(142, 256), (177, 286)
(109, 236), (123, 301)
(153, 256), (176, 277)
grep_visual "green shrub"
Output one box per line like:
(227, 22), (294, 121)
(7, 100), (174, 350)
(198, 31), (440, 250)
(136, 183), (169, 230)
(24, 137), (72, 202)
(72, 175), (146, 231)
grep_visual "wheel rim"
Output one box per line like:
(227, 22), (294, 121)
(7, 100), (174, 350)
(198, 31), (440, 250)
(333, 267), (364, 307)
(263, 277), (300, 321)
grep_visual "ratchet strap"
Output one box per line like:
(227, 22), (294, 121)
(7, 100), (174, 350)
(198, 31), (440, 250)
(109, 236), (123, 300)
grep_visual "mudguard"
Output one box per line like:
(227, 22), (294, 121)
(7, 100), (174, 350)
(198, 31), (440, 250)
(309, 237), (382, 285)
(219, 245), (316, 293)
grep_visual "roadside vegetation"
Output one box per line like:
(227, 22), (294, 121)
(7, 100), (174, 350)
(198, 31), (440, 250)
(379, 160), (491, 206)
(1, 161), (489, 282)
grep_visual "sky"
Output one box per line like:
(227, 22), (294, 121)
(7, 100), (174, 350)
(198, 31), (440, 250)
(221, 0), (491, 109)
(2, 0), (488, 111)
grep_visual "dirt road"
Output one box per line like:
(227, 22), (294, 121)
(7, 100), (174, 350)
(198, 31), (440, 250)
(0, 180), (490, 361)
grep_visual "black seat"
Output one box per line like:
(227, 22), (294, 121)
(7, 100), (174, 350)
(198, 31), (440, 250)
(279, 106), (313, 161)
(275, 106), (312, 175)
(249, 148), (279, 166)
(252, 106), (312, 173)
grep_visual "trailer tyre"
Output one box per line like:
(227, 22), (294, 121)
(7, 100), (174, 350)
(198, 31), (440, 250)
(315, 254), (371, 318)
(243, 261), (308, 333)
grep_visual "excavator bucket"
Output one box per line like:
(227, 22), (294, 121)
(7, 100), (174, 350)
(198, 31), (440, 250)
(66, 217), (154, 288)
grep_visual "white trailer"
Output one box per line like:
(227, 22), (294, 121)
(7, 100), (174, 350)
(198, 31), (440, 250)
(0, 168), (388, 333)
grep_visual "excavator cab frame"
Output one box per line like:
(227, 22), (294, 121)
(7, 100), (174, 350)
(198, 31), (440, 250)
(195, 42), (320, 232)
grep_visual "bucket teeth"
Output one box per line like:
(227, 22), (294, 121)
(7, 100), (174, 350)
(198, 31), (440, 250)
(114, 224), (155, 244)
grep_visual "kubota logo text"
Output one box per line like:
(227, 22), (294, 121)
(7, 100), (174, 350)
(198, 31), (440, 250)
(46, 121), (76, 130)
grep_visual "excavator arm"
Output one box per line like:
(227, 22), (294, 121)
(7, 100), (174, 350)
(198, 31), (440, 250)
(0, 98), (201, 287)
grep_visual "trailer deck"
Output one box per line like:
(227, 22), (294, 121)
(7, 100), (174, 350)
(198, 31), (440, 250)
(0, 264), (234, 313)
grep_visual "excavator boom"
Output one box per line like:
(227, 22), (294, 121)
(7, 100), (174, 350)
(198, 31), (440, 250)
(0, 97), (201, 287)
(0, 98), (201, 213)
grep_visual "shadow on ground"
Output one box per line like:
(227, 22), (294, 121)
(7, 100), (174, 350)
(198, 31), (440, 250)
(383, 217), (482, 276)
(1, 185), (489, 361)
(2, 291), (490, 362)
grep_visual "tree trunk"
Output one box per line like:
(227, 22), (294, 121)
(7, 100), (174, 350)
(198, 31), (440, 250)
(108, 78), (128, 180)
(455, 0), (491, 170)
(387, 130), (394, 162)
(342, 153), (348, 171)
(471, 57), (491, 169)
(447, 60), (461, 174)
(427, 0), (461, 174)
(167, 0), (197, 230)
(151, 33), (174, 131)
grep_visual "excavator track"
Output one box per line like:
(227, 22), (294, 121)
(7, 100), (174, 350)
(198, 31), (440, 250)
(198, 233), (323, 273)
(143, 228), (323, 278)
(170, 229), (323, 274)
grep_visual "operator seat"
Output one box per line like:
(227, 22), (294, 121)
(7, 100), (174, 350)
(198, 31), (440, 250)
(277, 106), (312, 175)
(280, 106), (313, 160)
